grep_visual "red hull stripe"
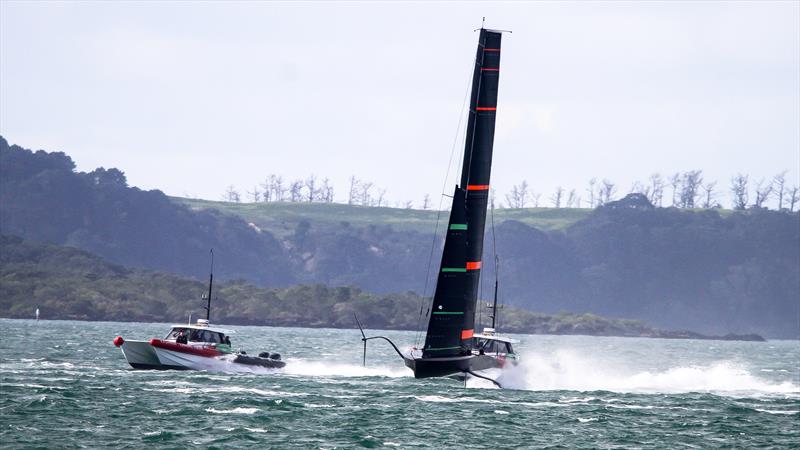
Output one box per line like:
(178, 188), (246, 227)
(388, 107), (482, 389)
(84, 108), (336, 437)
(484, 48), (501, 52)
(461, 329), (474, 339)
(481, 68), (499, 72)
(476, 107), (496, 111)
(466, 184), (490, 191)
(149, 339), (223, 358)
(466, 261), (482, 270)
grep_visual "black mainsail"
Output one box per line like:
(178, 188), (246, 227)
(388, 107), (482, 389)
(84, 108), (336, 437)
(356, 28), (506, 382)
(422, 29), (502, 361)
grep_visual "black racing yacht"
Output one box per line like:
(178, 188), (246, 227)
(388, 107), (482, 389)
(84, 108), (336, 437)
(358, 26), (517, 386)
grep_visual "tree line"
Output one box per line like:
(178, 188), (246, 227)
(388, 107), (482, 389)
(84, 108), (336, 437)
(1, 235), (761, 340)
(223, 170), (798, 212)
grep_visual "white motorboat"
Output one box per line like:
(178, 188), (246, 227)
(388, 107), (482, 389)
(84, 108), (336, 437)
(113, 250), (285, 371)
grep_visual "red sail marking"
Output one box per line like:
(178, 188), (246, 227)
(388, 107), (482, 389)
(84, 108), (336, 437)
(476, 107), (496, 111)
(461, 329), (474, 339)
(481, 68), (499, 72)
(149, 339), (223, 357)
(466, 261), (482, 270)
(466, 185), (490, 191)
(484, 48), (501, 52)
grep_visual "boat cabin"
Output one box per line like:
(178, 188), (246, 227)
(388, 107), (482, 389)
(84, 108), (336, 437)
(165, 319), (234, 346)
(471, 328), (517, 357)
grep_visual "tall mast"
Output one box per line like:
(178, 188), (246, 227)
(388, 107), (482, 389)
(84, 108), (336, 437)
(422, 28), (503, 357)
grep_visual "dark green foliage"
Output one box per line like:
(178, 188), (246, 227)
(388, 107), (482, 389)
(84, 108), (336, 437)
(0, 235), (713, 338)
(1, 138), (797, 338)
(0, 137), (294, 286)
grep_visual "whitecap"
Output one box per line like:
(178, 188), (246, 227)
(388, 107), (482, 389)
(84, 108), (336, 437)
(578, 417), (598, 423)
(754, 408), (799, 415)
(205, 407), (258, 414)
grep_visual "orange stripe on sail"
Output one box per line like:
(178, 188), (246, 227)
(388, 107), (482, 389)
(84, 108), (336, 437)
(476, 107), (496, 111)
(484, 48), (501, 52)
(466, 261), (482, 270)
(481, 68), (499, 72)
(466, 184), (490, 191)
(461, 329), (474, 339)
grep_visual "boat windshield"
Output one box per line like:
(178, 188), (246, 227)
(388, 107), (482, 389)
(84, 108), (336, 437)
(472, 337), (512, 355)
(166, 328), (188, 340)
(188, 329), (223, 344)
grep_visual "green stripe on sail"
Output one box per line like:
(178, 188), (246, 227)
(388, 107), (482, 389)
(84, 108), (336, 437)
(449, 224), (467, 230)
(432, 311), (464, 315)
(441, 268), (467, 273)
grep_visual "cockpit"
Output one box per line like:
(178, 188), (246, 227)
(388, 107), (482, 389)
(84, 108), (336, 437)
(166, 327), (229, 345)
(472, 337), (514, 355)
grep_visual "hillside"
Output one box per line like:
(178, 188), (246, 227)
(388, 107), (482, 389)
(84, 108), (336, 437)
(1, 137), (797, 338)
(175, 197), (591, 237)
(0, 235), (763, 341)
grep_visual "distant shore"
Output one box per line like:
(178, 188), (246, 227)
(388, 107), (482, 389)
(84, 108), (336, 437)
(1, 316), (767, 342)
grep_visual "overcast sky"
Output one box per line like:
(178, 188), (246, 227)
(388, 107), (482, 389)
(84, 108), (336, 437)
(1, 1), (798, 208)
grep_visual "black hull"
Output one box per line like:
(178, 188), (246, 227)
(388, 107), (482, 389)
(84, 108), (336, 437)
(233, 355), (286, 369)
(404, 354), (501, 379)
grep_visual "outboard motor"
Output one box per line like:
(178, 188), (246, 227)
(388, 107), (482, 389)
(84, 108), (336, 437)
(258, 352), (270, 358)
(269, 353), (281, 360)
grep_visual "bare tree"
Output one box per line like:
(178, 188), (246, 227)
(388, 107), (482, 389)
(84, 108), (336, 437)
(289, 180), (303, 202)
(730, 174), (749, 210)
(273, 175), (285, 201)
(649, 173), (665, 206)
(586, 178), (597, 208)
(669, 173), (681, 207)
(403, 200), (413, 209)
(753, 178), (773, 208)
(348, 176), (359, 205)
(375, 188), (386, 207)
(599, 179), (616, 205)
(320, 178), (334, 203)
(787, 186), (799, 212)
(679, 170), (703, 208)
(360, 181), (373, 206)
(773, 171), (787, 210)
(551, 186), (564, 208)
(505, 180), (530, 208)
(262, 174), (284, 202)
(224, 185), (241, 203)
(261, 175), (272, 203)
(566, 189), (577, 208)
(701, 181), (717, 208)
(531, 192), (542, 207)
(303, 175), (317, 202)
(247, 186), (261, 203)
(422, 194), (431, 210)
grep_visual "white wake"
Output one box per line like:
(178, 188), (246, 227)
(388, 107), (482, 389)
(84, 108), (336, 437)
(492, 349), (798, 396)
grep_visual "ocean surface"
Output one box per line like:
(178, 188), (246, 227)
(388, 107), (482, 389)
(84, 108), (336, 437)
(0, 319), (798, 448)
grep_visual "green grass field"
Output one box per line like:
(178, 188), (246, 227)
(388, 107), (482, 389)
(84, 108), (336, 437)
(173, 198), (592, 236)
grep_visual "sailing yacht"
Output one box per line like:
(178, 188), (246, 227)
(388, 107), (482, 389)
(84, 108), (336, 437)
(358, 27), (517, 385)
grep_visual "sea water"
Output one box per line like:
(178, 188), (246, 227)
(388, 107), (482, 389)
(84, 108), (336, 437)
(0, 319), (797, 448)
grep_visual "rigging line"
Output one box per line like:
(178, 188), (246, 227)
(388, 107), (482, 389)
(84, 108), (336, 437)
(490, 202), (499, 328)
(414, 43), (477, 346)
(414, 45), (479, 349)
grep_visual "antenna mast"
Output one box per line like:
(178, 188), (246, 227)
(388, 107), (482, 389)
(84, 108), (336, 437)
(205, 249), (214, 321)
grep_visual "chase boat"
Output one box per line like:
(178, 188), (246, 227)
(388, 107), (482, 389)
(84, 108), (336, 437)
(113, 250), (285, 371)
